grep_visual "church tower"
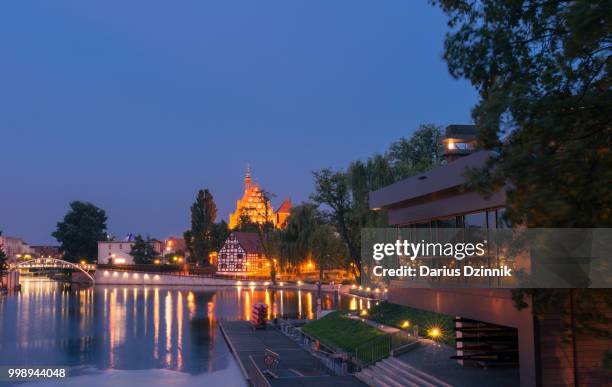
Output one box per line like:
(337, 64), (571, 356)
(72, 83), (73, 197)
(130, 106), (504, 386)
(228, 164), (292, 229)
(244, 163), (251, 191)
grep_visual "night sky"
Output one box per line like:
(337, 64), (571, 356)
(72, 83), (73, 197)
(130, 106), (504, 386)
(0, 1), (477, 244)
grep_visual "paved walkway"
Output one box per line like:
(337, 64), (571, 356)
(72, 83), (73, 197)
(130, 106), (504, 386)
(396, 340), (520, 387)
(220, 320), (366, 387)
(347, 315), (401, 334)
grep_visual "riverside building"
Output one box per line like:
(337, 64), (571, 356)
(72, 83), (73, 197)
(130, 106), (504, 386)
(369, 125), (611, 386)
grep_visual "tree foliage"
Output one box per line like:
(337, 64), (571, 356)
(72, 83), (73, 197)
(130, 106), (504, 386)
(129, 234), (158, 264)
(187, 189), (218, 265)
(435, 0), (611, 227)
(280, 203), (323, 271)
(311, 224), (348, 275)
(434, 0), (612, 333)
(0, 230), (7, 275)
(52, 201), (107, 263)
(312, 125), (445, 282)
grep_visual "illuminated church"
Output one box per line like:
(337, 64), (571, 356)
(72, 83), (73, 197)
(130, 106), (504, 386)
(228, 165), (292, 229)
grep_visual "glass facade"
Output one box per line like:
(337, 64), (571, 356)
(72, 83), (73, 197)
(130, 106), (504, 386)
(396, 207), (514, 287)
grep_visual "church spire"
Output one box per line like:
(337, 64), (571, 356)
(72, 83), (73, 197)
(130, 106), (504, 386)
(245, 163), (251, 190)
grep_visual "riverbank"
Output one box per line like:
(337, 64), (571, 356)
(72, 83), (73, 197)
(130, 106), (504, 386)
(95, 269), (342, 292)
(220, 320), (366, 386)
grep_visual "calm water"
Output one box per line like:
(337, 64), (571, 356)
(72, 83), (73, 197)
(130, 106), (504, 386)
(0, 278), (364, 386)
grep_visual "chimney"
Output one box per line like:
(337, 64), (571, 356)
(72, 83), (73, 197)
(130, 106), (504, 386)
(442, 125), (477, 163)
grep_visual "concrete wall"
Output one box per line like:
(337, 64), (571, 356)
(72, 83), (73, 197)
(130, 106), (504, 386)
(95, 270), (340, 292)
(388, 286), (537, 387)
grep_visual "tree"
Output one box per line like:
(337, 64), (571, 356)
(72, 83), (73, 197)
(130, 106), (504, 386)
(280, 203), (322, 272)
(255, 190), (281, 284)
(52, 201), (107, 263)
(188, 189), (218, 265)
(0, 231), (7, 277)
(435, 0), (611, 228)
(129, 235), (158, 264)
(183, 229), (193, 259)
(434, 0), (612, 336)
(311, 169), (362, 282)
(212, 220), (230, 253)
(235, 214), (260, 233)
(311, 224), (348, 308)
(387, 124), (444, 180)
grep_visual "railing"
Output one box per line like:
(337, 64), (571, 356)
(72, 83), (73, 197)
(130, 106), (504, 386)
(278, 318), (350, 375)
(352, 331), (415, 368)
(97, 264), (218, 278)
(247, 355), (271, 387)
(353, 335), (391, 367)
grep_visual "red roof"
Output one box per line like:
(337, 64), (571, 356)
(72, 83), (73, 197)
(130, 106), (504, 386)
(232, 232), (263, 254)
(275, 198), (292, 214)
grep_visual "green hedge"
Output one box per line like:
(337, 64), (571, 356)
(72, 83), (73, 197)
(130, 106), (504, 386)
(368, 301), (455, 344)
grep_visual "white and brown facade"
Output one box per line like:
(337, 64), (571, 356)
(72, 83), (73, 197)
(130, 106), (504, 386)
(217, 232), (267, 274)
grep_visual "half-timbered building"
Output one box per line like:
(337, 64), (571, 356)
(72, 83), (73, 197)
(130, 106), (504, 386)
(217, 232), (266, 274)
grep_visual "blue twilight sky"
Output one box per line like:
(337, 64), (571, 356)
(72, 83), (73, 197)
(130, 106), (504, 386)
(0, 1), (477, 245)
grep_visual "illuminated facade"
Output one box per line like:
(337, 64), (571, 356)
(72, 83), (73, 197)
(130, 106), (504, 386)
(217, 232), (266, 274)
(228, 165), (292, 229)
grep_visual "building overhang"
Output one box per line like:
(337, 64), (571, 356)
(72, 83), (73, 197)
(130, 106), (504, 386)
(369, 150), (497, 211)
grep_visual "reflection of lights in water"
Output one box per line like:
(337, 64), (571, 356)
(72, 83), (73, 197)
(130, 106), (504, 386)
(154, 288), (159, 359)
(177, 291), (183, 370)
(133, 288), (138, 336)
(306, 292), (313, 320)
(264, 290), (271, 319)
(349, 297), (357, 311)
(144, 288), (149, 336)
(244, 291), (251, 321)
(298, 290), (302, 318)
(109, 286), (126, 368)
(359, 299), (363, 310)
(165, 291), (173, 367)
(280, 290), (284, 317)
(187, 291), (196, 319)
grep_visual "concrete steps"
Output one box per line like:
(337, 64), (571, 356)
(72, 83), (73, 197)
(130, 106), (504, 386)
(355, 357), (454, 387)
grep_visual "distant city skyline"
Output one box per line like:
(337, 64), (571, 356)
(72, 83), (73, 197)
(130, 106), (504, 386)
(0, 1), (477, 244)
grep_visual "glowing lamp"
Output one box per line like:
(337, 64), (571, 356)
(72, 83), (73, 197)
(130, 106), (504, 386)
(428, 327), (441, 339)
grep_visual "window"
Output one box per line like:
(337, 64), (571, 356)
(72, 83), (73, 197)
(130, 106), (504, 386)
(464, 212), (486, 229)
(237, 253), (243, 259)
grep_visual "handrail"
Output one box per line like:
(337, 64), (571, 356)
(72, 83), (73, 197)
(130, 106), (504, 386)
(10, 258), (95, 283)
(247, 355), (271, 387)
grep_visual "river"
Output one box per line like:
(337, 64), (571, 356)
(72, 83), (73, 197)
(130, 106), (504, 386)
(0, 278), (367, 386)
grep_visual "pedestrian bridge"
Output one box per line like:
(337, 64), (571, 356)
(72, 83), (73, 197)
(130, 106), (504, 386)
(10, 258), (95, 283)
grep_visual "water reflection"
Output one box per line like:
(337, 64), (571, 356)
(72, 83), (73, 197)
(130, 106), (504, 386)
(0, 279), (359, 378)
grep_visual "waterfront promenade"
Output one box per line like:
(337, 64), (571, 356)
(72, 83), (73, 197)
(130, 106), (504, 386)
(220, 320), (366, 387)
